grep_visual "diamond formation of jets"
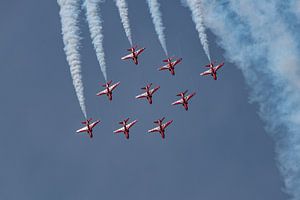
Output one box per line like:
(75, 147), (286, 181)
(113, 118), (138, 139)
(200, 61), (225, 80)
(148, 117), (173, 139)
(96, 80), (120, 101)
(135, 83), (160, 104)
(172, 90), (196, 111)
(158, 57), (182, 75)
(121, 46), (145, 65)
(76, 118), (100, 138)
(75, 41), (225, 139)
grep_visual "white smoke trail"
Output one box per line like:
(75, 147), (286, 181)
(83, 0), (107, 81)
(146, 0), (168, 56)
(57, 0), (87, 118)
(182, 0), (211, 61)
(201, 0), (300, 199)
(114, 0), (133, 46)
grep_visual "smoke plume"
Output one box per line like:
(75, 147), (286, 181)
(202, 0), (300, 199)
(83, 0), (107, 81)
(182, 0), (211, 61)
(146, 0), (168, 56)
(57, 0), (87, 118)
(114, 0), (133, 45)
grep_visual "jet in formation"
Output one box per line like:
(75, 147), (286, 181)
(158, 57), (182, 76)
(96, 80), (120, 101)
(172, 90), (196, 111)
(121, 46), (145, 65)
(148, 117), (173, 139)
(76, 118), (100, 138)
(135, 83), (160, 104)
(200, 61), (225, 80)
(113, 118), (138, 139)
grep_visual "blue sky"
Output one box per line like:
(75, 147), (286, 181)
(0, 0), (289, 199)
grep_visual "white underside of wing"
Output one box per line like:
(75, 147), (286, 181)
(159, 64), (169, 70)
(148, 126), (160, 133)
(200, 69), (212, 76)
(172, 99), (183, 105)
(136, 92), (147, 99)
(76, 126), (88, 133)
(126, 120), (137, 129)
(96, 89), (108, 96)
(109, 82), (120, 91)
(121, 53), (133, 60)
(114, 127), (125, 133)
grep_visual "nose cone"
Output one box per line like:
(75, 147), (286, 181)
(184, 104), (189, 111)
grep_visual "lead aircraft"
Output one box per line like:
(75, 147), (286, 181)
(113, 118), (138, 139)
(148, 117), (173, 139)
(172, 90), (196, 111)
(96, 80), (120, 101)
(135, 83), (160, 104)
(76, 118), (100, 138)
(200, 61), (224, 80)
(121, 46), (145, 65)
(158, 57), (182, 75)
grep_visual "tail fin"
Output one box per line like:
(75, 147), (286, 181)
(124, 118), (130, 123)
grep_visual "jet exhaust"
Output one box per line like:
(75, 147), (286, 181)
(182, 0), (211, 62)
(83, 0), (108, 81)
(57, 0), (87, 118)
(202, 0), (300, 199)
(114, 0), (133, 46)
(146, 0), (168, 56)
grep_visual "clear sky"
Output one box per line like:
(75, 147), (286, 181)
(0, 0), (288, 199)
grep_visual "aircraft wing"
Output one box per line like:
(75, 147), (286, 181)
(96, 89), (108, 96)
(109, 82), (120, 91)
(172, 99), (183, 105)
(215, 62), (224, 71)
(186, 92), (196, 101)
(200, 69), (211, 76)
(149, 86), (160, 95)
(163, 120), (173, 129)
(172, 58), (182, 66)
(76, 126), (88, 133)
(148, 126), (160, 133)
(135, 48), (145, 56)
(127, 120), (138, 129)
(159, 64), (169, 71)
(121, 53), (133, 60)
(136, 92), (148, 99)
(89, 120), (100, 129)
(113, 127), (125, 133)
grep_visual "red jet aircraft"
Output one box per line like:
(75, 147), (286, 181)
(200, 61), (224, 80)
(76, 118), (100, 138)
(113, 118), (138, 139)
(158, 57), (182, 75)
(121, 46), (145, 65)
(172, 90), (196, 111)
(96, 80), (120, 101)
(135, 83), (160, 104)
(148, 117), (173, 139)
